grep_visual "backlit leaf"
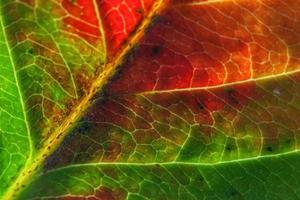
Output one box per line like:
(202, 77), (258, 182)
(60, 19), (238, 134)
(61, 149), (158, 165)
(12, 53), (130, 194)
(1, 0), (300, 199)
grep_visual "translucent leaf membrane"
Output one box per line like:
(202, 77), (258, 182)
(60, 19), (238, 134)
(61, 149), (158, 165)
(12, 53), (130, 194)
(0, 0), (105, 149)
(44, 0), (300, 166)
(108, 0), (300, 94)
(20, 152), (300, 199)
(19, 0), (300, 199)
(97, 0), (156, 56)
(0, 7), (30, 196)
(0, 0), (158, 151)
(5, 0), (300, 199)
(0, 0), (158, 198)
(61, 0), (102, 44)
(63, 0), (156, 56)
(0, 0), (107, 195)
(45, 73), (300, 168)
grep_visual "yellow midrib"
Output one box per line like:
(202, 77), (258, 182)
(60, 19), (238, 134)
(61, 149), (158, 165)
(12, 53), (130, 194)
(2, 0), (168, 199)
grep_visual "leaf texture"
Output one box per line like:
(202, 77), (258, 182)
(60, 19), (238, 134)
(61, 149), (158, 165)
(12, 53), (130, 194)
(0, 0), (161, 198)
(0, 8), (31, 197)
(1, 0), (300, 199)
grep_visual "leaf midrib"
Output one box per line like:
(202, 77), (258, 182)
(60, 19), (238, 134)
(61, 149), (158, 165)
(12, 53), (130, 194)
(2, 0), (169, 199)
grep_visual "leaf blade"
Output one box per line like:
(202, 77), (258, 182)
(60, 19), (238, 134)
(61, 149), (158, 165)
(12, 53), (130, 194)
(2, 0), (300, 199)
(20, 151), (300, 199)
(0, 0), (169, 199)
(26, 1), (300, 199)
(0, 8), (32, 197)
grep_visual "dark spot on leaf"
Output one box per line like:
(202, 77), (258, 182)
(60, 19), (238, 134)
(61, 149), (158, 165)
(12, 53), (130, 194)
(225, 145), (232, 151)
(196, 176), (204, 182)
(266, 146), (273, 152)
(224, 87), (239, 105)
(136, 8), (144, 15)
(151, 46), (162, 56)
(230, 189), (238, 196)
(28, 48), (34, 55)
(198, 102), (204, 110)
(224, 87), (234, 93)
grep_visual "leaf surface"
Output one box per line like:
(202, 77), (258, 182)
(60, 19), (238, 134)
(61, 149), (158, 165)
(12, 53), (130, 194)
(0, 8), (31, 196)
(1, 0), (300, 199)
(0, 0), (161, 198)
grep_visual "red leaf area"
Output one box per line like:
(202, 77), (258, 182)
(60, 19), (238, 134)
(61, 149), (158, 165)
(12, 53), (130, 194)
(99, 0), (155, 55)
(43, 0), (300, 179)
(62, 0), (156, 55)
(91, 84), (255, 133)
(62, 0), (101, 44)
(108, 0), (300, 94)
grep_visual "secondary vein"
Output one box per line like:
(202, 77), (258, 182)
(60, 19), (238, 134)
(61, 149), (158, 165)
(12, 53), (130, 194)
(46, 149), (300, 174)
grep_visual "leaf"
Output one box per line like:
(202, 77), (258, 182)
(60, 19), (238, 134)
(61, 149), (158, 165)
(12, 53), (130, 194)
(0, 0), (163, 198)
(1, 0), (300, 199)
